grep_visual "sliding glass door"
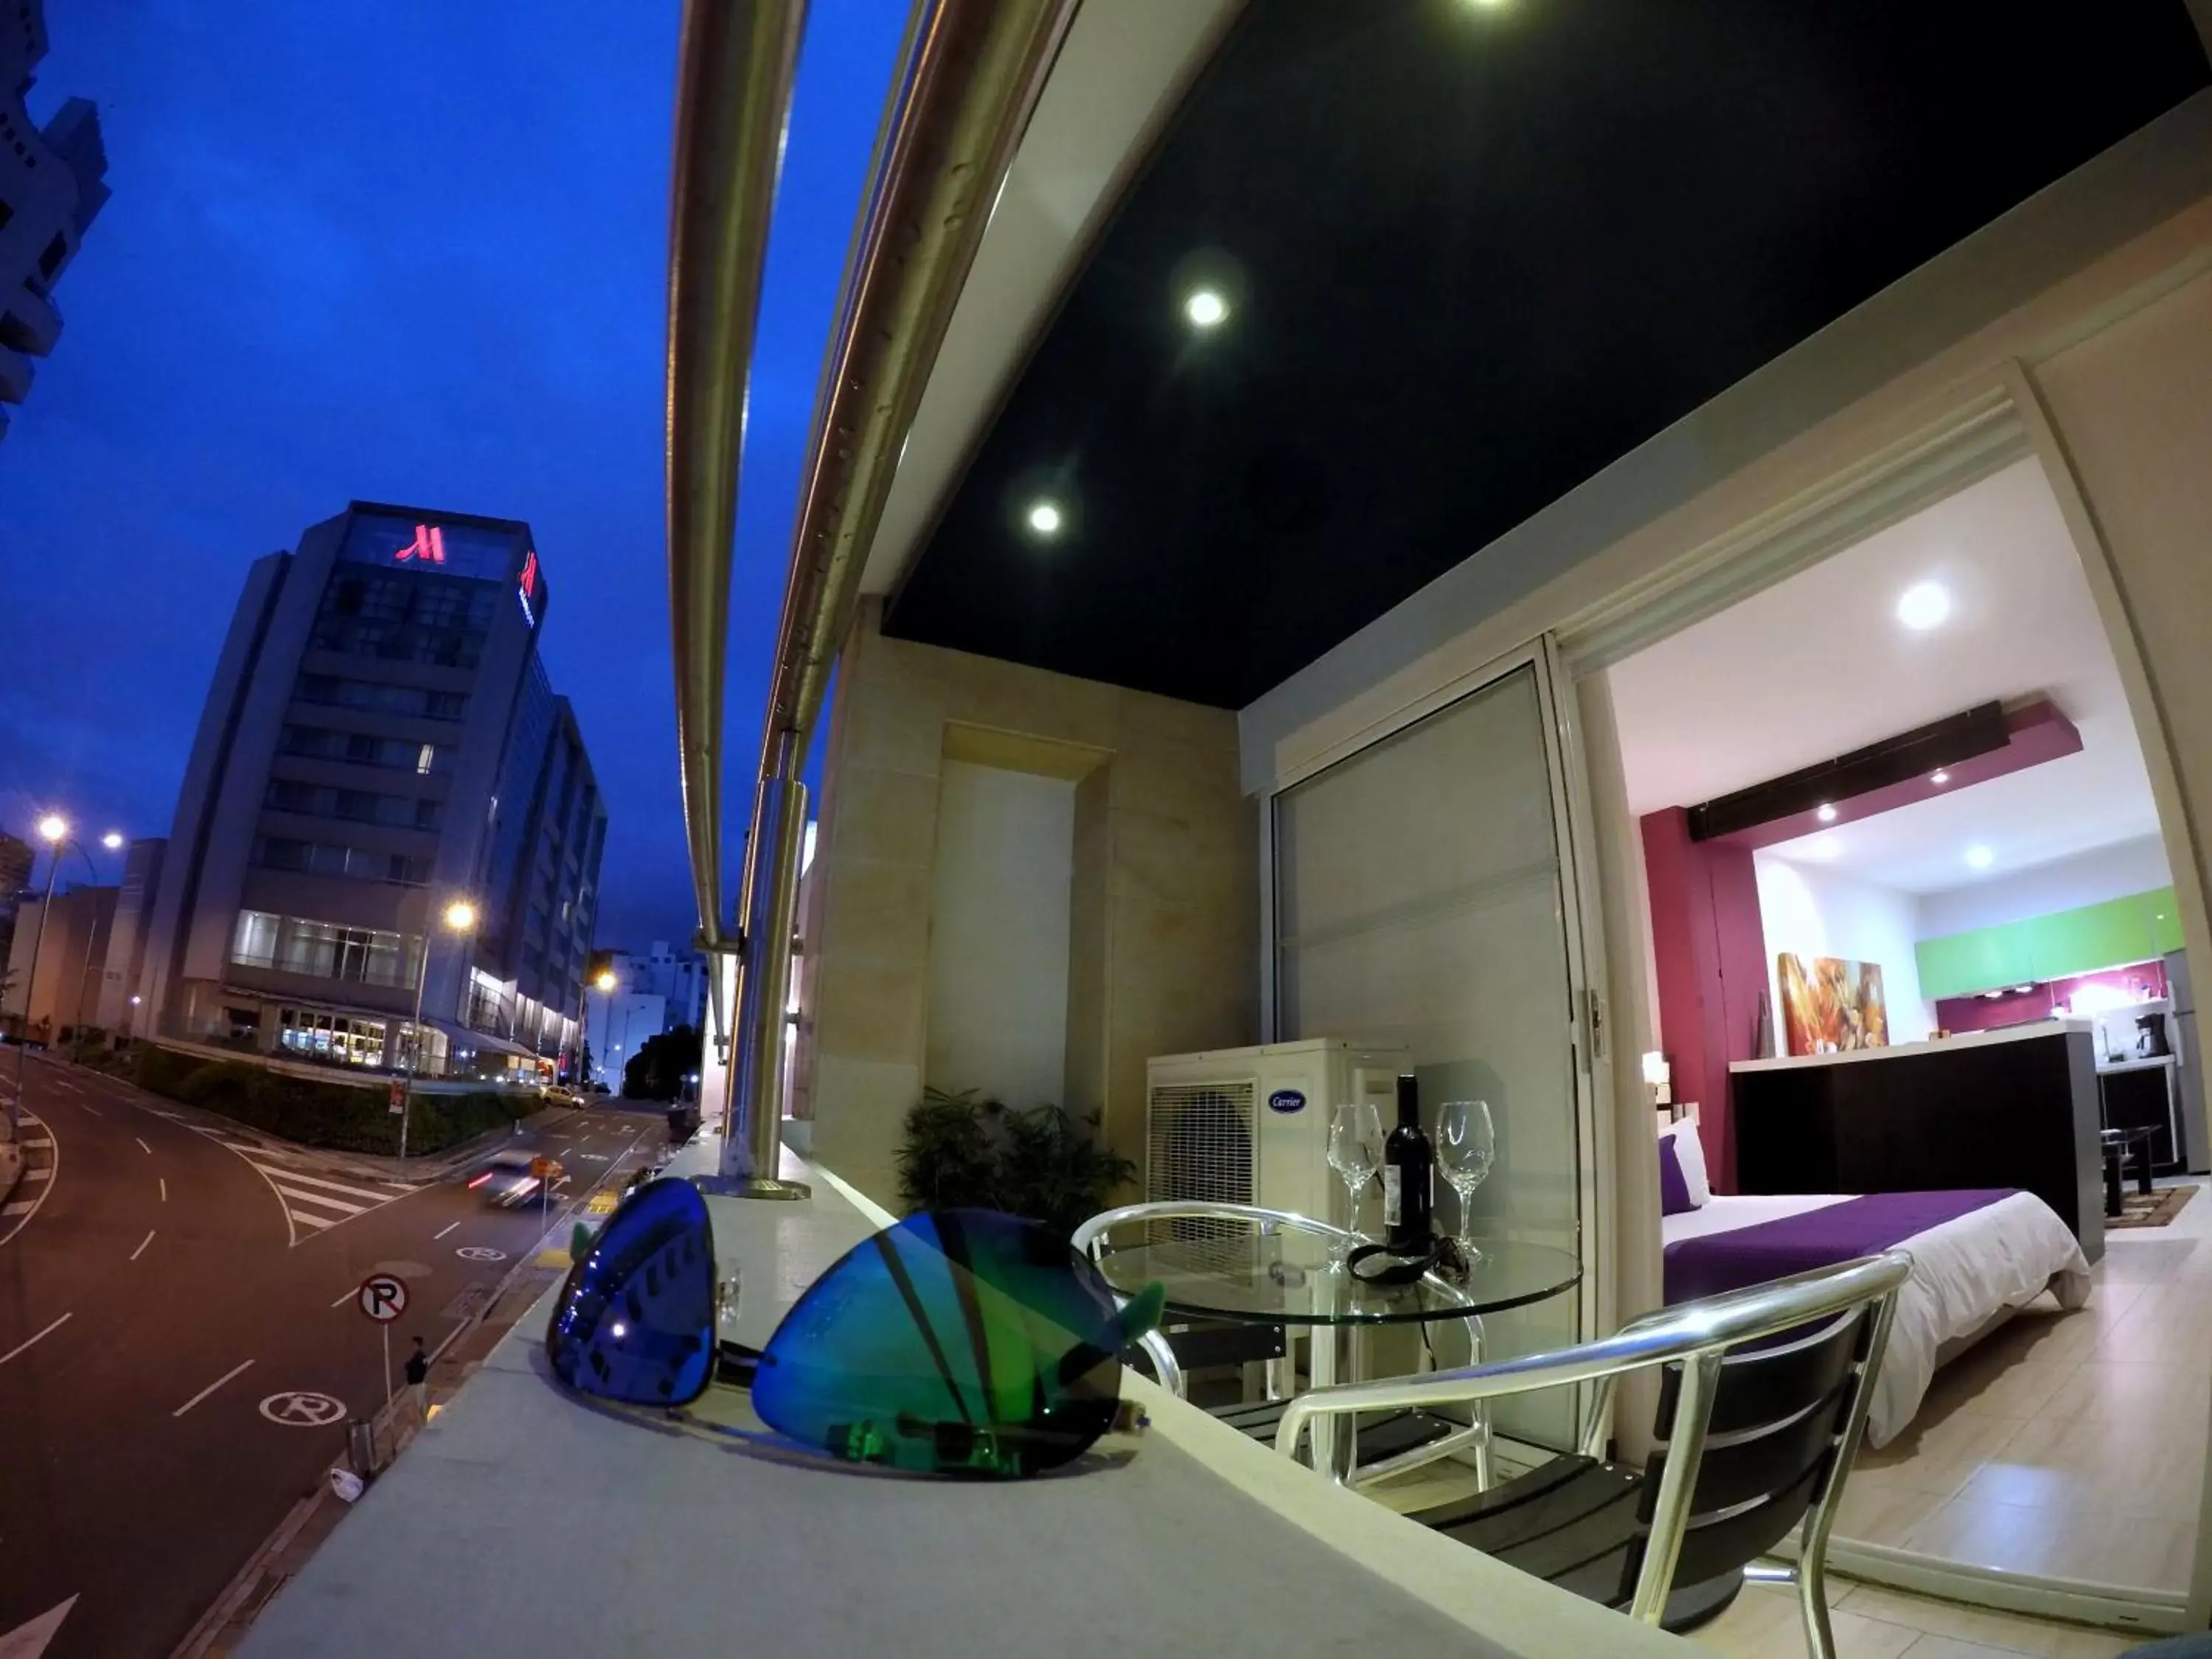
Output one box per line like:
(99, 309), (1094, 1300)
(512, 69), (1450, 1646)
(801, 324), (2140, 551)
(1271, 642), (1604, 1450)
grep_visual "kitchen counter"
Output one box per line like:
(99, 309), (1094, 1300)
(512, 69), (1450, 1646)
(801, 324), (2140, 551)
(2096, 1054), (2178, 1075)
(1731, 1018), (2091, 1074)
(1729, 1020), (2103, 1256)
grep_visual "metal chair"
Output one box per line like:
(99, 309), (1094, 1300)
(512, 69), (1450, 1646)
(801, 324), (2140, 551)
(1274, 1251), (1910, 1657)
(1075, 1199), (1491, 1489)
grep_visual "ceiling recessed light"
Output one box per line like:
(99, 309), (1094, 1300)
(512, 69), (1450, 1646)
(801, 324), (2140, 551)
(1896, 582), (1952, 631)
(1816, 803), (1837, 823)
(1025, 500), (1064, 538)
(1930, 770), (1950, 785)
(1965, 844), (1994, 869)
(1183, 288), (1229, 329)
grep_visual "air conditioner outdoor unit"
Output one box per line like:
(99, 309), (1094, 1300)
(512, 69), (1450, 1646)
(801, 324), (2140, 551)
(1145, 1039), (1410, 1228)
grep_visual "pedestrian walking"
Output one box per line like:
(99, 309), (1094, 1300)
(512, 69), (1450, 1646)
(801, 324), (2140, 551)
(405, 1335), (431, 1419)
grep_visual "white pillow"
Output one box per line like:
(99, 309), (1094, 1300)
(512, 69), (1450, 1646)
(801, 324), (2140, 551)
(1660, 1118), (1712, 1206)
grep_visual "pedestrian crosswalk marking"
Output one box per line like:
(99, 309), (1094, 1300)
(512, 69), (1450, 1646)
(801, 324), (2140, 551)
(272, 1183), (367, 1217)
(153, 1119), (422, 1245)
(250, 1165), (405, 1205)
(0, 1110), (56, 1246)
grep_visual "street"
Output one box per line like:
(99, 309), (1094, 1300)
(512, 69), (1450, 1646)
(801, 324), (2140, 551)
(0, 1054), (662, 1659)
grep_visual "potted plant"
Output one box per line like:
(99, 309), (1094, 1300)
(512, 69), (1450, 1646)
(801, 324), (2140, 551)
(895, 1087), (1135, 1239)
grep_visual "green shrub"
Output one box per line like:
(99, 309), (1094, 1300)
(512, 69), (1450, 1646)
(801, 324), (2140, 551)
(894, 1088), (1135, 1239)
(125, 1047), (529, 1156)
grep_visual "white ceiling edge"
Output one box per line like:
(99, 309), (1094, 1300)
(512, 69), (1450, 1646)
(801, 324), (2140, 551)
(858, 0), (1243, 600)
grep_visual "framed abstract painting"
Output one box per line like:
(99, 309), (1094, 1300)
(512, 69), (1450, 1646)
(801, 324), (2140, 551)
(1778, 953), (1889, 1054)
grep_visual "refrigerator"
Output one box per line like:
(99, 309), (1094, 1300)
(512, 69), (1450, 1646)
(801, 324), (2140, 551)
(2165, 948), (2207, 1174)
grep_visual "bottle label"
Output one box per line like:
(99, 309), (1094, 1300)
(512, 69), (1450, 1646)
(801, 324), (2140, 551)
(1382, 1167), (1402, 1226)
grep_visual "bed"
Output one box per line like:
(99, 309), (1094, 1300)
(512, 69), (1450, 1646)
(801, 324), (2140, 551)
(1657, 1124), (2091, 1447)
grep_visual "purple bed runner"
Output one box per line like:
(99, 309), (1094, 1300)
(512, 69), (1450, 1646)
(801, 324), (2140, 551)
(1664, 1189), (2021, 1305)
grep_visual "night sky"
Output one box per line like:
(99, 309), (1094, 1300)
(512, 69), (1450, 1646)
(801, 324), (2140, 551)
(1, 1), (903, 945)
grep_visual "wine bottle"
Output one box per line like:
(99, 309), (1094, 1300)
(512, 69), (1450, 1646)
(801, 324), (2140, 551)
(1382, 1072), (1435, 1250)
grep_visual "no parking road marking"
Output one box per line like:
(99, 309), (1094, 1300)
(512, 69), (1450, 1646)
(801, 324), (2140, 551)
(260, 1390), (347, 1427)
(456, 1245), (507, 1262)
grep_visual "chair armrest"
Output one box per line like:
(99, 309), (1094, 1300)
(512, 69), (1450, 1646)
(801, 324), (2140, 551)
(1274, 1251), (1913, 1464)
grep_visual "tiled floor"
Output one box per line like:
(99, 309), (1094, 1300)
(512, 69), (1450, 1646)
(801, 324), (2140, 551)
(1832, 1178), (2211, 1593)
(1686, 1575), (2144, 1658)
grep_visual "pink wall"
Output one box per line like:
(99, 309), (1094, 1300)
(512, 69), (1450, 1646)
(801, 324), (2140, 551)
(1642, 807), (1767, 1192)
(1935, 959), (2168, 1033)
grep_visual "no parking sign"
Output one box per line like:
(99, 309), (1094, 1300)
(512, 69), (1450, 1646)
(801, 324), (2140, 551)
(356, 1273), (408, 1323)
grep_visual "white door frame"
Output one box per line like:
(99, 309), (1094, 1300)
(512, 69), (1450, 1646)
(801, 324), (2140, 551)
(1257, 636), (1617, 1441)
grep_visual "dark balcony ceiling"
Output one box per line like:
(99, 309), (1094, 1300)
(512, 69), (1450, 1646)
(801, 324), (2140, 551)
(882, 1), (2209, 710)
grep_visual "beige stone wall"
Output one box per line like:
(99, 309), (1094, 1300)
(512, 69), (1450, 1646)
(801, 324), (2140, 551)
(801, 600), (1258, 1205)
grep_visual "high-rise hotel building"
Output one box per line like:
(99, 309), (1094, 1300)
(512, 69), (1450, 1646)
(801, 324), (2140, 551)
(139, 504), (606, 1082)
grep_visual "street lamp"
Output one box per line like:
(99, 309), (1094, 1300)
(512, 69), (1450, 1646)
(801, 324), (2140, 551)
(398, 897), (479, 1160)
(585, 967), (616, 1088)
(9, 815), (123, 1138)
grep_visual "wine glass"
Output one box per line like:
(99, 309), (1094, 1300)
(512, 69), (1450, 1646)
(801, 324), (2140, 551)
(1327, 1102), (1385, 1257)
(1439, 1100), (1496, 1265)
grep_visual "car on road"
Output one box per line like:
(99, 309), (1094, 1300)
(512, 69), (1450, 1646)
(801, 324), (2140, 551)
(465, 1149), (559, 1208)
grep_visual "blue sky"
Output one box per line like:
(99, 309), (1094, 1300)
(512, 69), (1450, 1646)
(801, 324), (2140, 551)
(1, 0), (902, 943)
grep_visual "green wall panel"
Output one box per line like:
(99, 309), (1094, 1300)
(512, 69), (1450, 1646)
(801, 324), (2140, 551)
(1916, 887), (2179, 1000)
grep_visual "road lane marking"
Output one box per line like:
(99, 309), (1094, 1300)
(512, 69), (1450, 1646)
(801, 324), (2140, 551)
(69, 1099), (100, 1116)
(22, 1136), (52, 1150)
(1, 1200), (31, 1217)
(160, 1177), (167, 1202)
(330, 1287), (356, 1307)
(136, 1137), (153, 1155)
(131, 1229), (156, 1261)
(434, 1220), (459, 1239)
(22, 1166), (50, 1182)
(173, 1358), (255, 1417)
(0, 1593), (80, 1653)
(53, 1079), (80, 1093)
(0, 1312), (72, 1367)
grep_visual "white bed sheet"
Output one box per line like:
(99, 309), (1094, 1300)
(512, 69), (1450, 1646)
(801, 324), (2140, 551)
(1660, 1192), (2091, 1447)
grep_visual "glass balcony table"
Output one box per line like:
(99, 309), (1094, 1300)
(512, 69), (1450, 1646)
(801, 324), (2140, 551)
(1082, 1203), (1581, 1488)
